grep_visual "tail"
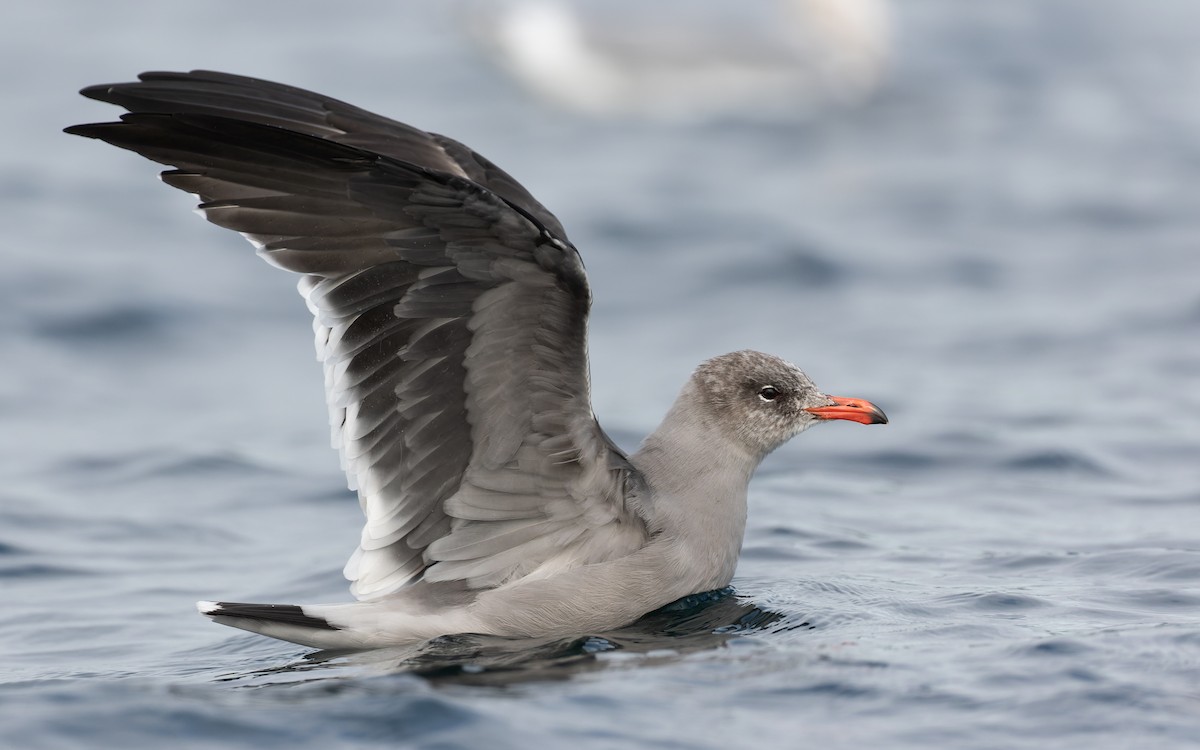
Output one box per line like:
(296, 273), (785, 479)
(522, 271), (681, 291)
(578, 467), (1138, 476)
(197, 600), (360, 650)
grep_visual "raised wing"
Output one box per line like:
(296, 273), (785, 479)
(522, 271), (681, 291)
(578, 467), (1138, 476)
(68, 72), (649, 599)
(79, 70), (567, 239)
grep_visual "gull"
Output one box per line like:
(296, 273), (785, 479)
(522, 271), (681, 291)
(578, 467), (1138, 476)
(67, 71), (887, 650)
(468, 0), (892, 120)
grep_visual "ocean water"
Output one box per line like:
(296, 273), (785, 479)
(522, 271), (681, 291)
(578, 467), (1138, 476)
(2, 1), (1198, 748)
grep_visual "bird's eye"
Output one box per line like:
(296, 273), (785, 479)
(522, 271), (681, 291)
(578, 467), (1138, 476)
(759, 386), (780, 401)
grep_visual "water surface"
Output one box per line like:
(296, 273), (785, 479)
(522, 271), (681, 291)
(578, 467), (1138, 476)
(2, 1), (1198, 748)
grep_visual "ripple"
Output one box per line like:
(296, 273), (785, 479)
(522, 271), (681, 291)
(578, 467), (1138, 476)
(763, 617), (819, 636)
(945, 257), (1004, 289)
(1066, 548), (1200, 582)
(0, 540), (27, 556)
(812, 537), (876, 552)
(55, 449), (283, 486)
(790, 579), (875, 598)
(0, 562), (92, 580)
(999, 449), (1115, 477)
(755, 525), (826, 541)
(782, 250), (852, 287)
(31, 304), (183, 347)
(1016, 638), (1097, 657)
(739, 545), (814, 562)
(746, 525), (876, 558)
(974, 552), (1070, 571)
(759, 679), (881, 698)
(936, 591), (1051, 612)
(856, 450), (945, 472)
(1107, 589), (1200, 612)
(713, 245), (851, 289)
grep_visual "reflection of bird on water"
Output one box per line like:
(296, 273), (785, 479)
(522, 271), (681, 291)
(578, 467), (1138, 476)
(466, 0), (892, 120)
(230, 588), (790, 687)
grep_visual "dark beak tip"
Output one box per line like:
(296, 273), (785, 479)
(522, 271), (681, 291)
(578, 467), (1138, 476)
(806, 396), (889, 426)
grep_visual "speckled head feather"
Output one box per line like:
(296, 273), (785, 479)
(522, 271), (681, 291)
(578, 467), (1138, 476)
(689, 350), (835, 456)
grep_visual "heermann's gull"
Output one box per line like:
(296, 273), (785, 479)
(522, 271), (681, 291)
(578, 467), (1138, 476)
(67, 71), (887, 650)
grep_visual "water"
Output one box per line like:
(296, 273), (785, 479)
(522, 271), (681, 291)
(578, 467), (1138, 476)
(3, 1), (1199, 748)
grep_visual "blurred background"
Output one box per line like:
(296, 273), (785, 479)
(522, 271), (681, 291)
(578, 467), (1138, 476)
(2, 1), (1198, 748)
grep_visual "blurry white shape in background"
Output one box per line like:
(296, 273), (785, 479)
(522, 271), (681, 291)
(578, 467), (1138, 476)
(463, 0), (891, 121)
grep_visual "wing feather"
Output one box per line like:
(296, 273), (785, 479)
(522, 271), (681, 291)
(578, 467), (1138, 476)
(69, 71), (650, 599)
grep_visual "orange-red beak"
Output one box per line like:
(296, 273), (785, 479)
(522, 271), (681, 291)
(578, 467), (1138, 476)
(805, 396), (889, 425)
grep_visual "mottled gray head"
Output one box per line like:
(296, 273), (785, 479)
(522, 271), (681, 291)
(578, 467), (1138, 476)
(690, 350), (887, 457)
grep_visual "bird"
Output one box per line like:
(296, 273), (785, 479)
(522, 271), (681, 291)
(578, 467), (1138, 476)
(467, 0), (892, 120)
(67, 70), (887, 650)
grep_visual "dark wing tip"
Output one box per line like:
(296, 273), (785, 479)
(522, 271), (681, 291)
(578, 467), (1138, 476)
(78, 82), (123, 102)
(78, 70), (198, 101)
(64, 122), (106, 138)
(198, 601), (341, 631)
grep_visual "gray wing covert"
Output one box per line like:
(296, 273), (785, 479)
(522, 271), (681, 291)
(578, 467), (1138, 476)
(68, 75), (649, 599)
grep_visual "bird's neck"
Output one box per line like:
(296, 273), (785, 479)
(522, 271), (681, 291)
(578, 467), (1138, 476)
(629, 389), (762, 588)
